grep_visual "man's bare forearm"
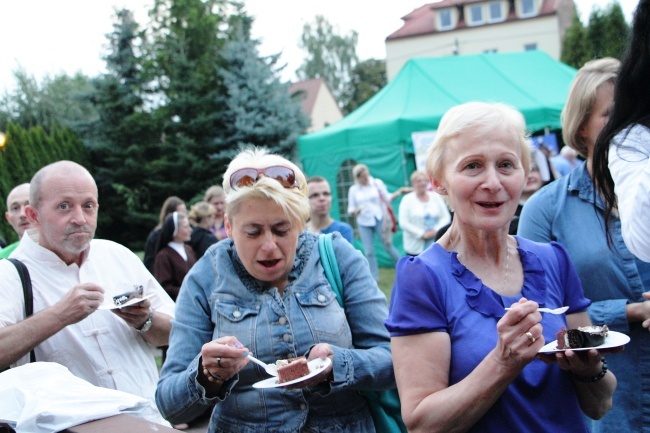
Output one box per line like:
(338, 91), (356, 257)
(0, 308), (67, 367)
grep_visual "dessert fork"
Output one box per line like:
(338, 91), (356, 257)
(505, 306), (569, 314)
(244, 352), (278, 376)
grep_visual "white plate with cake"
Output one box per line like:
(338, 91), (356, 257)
(539, 328), (630, 353)
(98, 293), (156, 310)
(253, 357), (331, 388)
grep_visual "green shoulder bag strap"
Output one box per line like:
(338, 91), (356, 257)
(317, 233), (407, 433)
(5, 258), (36, 363)
(317, 233), (344, 303)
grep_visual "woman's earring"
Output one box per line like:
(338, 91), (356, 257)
(441, 188), (447, 194)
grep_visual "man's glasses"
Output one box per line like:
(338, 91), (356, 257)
(230, 166), (297, 191)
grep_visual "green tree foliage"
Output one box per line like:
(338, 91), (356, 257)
(147, 0), (241, 201)
(0, 69), (98, 132)
(341, 59), (387, 114)
(81, 8), (165, 249)
(561, 14), (591, 69)
(296, 15), (359, 106)
(216, 36), (309, 162)
(0, 122), (88, 243)
(590, 2), (629, 58)
(1, 2), (312, 249)
(562, 1), (630, 68)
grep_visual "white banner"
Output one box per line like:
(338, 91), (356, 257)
(411, 130), (437, 173)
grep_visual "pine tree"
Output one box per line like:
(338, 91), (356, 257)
(84, 8), (163, 248)
(216, 35), (309, 162)
(147, 0), (240, 200)
(562, 1), (629, 68)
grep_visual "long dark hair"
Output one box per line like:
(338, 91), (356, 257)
(155, 196), (185, 230)
(593, 0), (650, 236)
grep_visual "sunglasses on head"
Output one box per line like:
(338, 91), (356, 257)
(230, 166), (297, 191)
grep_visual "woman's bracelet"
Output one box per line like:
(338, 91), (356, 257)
(568, 357), (608, 383)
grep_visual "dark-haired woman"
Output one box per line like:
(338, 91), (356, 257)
(188, 201), (219, 258)
(593, 0), (650, 263)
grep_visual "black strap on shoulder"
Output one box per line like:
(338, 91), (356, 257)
(6, 258), (36, 363)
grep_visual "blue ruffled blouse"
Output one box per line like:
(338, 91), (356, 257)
(387, 237), (591, 432)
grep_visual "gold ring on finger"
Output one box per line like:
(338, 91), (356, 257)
(525, 331), (535, 343)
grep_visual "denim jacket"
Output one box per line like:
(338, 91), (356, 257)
(518, 162), (650, 432)
(156, 232), (394, 433)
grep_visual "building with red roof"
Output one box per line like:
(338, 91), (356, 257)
(289, 78), (343, 133)
(385, 0), (575, 79)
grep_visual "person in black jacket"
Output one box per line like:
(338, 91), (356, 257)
(188, 201), (219, 258)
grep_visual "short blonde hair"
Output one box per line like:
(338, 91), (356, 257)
(561, 58), (619, 158)
(352, 164), (369, 184)
(188, 201), (215, 225)
(204, 185), (225, 203)
(410, 170), (428, 185)
(222, 147), (309, 229)
(425, 102), (531, 181)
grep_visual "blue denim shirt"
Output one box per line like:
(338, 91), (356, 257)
(156, 232), (394, 433)
(518, 162), (650, 432)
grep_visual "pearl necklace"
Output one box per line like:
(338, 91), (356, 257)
(451, 238), (510, 294)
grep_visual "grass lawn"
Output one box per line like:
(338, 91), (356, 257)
(378, 267), (397, 302)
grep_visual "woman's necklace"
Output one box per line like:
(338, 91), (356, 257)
(451, 237), (511, 294)
(500, 245), (510, 294)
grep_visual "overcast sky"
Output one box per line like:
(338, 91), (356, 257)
(0, 0), (639, 93)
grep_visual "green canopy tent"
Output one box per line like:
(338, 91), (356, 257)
(298, 50), (577, 260)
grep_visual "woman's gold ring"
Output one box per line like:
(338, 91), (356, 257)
(525, 331), (535, 343)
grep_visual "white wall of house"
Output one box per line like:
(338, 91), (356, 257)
(307, 81), (343, 132)
(386, 15), (562, 81)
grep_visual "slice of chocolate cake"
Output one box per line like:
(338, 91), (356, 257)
(276, 356), (310, 383)
(556, 325), (609, 349)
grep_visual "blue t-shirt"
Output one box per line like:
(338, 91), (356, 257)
(386, 237), (591, 433)
(321, 220), (354, 244)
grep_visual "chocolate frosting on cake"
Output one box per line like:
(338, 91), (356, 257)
(556, 325), (609, 349)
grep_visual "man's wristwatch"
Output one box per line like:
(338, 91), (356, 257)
(137, 308), (153, 333)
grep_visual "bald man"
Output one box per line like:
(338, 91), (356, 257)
(0, 161), (175, 424)
(0, 183), (33, 259)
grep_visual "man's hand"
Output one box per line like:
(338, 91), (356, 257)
(626, 292), (650, 330)
(112, 298), (152, 329)
(52, 283), (104, 326)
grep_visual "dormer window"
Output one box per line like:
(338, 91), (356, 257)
(520, 0), (536, 17)
(487, 1), (505, 23)
(438, 9), (454, 30)
(467, 4), (485, 26)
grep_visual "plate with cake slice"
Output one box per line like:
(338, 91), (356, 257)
(98, 293), (156, 310)
(539, 327), (630, 353)
(253, 357), (331, 388)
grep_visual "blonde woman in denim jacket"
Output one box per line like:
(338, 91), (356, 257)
(156, 148), (394, 433)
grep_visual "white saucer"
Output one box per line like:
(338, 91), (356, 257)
(252, 357), (331, 389)
(539, 330), (630, 353)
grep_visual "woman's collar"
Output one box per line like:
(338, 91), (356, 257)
(453, 242), (547, 318)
